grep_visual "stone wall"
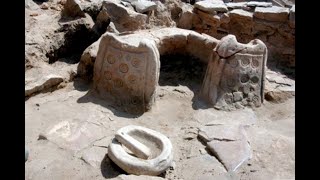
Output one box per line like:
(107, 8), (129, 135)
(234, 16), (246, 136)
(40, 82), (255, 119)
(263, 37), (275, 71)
(178, 1), (295, 69)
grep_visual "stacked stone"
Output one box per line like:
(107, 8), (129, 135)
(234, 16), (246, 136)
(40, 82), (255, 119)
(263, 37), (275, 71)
(178, 0), (295, 68)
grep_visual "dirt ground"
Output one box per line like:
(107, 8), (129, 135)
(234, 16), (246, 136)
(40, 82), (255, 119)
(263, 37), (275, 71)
(25, 56), (295, 180)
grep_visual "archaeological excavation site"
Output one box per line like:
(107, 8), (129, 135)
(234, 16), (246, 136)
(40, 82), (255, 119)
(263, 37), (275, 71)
(25, 0), (295, 179)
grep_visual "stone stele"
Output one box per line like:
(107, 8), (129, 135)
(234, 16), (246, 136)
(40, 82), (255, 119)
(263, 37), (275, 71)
(92, 28), (268, 113)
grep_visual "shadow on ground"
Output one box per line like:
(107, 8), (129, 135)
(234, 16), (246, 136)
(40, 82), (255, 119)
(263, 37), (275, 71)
(266, 61), (295, 80)
(159, 54), (211, 110)
(100, 154), (127, 179)
(74, 78), (140, 119)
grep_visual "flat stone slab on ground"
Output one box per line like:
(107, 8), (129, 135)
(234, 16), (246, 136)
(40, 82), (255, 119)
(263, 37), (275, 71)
(207, 139), (252, 172)
(25, 74), (63, 97)
(264, 70), (295, 103)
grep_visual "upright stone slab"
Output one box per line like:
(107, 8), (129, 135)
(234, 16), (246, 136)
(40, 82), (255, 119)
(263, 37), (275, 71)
(93, 33), (160, 114)
(200, 35), (267, 110)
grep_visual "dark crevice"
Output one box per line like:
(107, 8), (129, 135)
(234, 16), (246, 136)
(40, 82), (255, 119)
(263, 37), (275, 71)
(32, 0), (48, 4)
(212, 138), (236, 142)
(46, 24), (100, 64)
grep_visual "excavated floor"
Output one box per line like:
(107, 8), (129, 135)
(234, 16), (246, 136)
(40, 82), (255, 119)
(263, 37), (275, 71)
(25, 73), (294, 180)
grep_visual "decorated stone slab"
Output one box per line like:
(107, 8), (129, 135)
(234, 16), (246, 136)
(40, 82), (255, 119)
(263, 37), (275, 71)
(93, 33), (160, 114)
(92, 29), (268, 113)
(200, 35), (267, 110)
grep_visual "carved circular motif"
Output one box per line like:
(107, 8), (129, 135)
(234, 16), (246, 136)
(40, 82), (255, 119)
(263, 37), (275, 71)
(128, 74), (137, 84)
(240, 74), (250, 83)
(228, 58), (238, 68)
(250, 86), (255, 92)
(227, 78), (236, 88)
(131, 58), (141, 68)
(104, 71), (112, 80)
(252, 95), (260, 106)
(251, 59), (259, 68)
(107, 54), (116, 64)
(119, 63), (129, 73)
(114, 78), (124, 88)
(105, 83), (113, 92)
(131, 96), (141, 105)
(251, 76), (259, 84)
(240, 58), (250, 67)
(239, 84), (250, 94)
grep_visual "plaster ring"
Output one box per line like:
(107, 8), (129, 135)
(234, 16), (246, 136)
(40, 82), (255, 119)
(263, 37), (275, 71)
(108, 125), (173, 176)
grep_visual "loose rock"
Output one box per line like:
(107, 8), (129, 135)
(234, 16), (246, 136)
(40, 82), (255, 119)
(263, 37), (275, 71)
(131, 0), (157, 14)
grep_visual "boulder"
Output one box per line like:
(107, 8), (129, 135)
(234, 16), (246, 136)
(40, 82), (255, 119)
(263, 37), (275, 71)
(102, 0), (147, 32)
(77, 38), (101, 80)
(93, 7), (110, 34)
(25, 0), (40, 10)
(62, 0), (86, 18)
(25, 62), (68, 97)
(229, 9), (253, 35)
(131, 0), (157, 13)
(178, 10), (194, 29)
(81, 0), (104, 20)
(107, 22), (120, 34)
(264, 70), (295, 103)
(25, 74), (64, 97)
(25, 61), (77, 97)
(254, 6), (290, 22)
